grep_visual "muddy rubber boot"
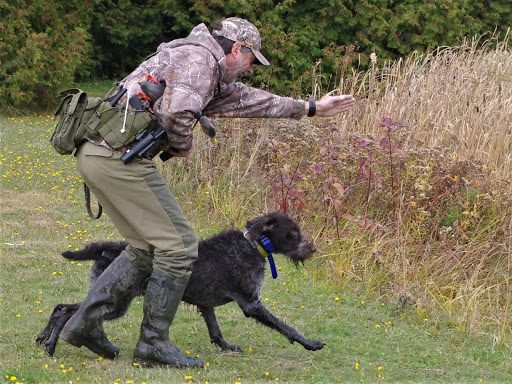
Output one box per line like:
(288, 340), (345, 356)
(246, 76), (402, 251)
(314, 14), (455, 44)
(60, 255), (148, 359)
(133, 273), (204, 368)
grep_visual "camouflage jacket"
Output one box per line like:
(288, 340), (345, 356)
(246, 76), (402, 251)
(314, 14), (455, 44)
(118, 23), (305, 153)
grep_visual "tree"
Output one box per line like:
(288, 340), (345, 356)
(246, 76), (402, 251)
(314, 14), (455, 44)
(0, 0), (92, 110)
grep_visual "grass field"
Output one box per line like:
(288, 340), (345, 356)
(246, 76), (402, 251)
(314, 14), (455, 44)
(1, 108), (511, 384)
(3, 36), (512, 383)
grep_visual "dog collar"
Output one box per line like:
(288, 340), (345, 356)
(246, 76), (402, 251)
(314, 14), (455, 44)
(242, 229), (278, 279)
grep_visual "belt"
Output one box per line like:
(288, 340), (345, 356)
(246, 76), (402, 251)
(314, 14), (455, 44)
(86, 138), (129, 155)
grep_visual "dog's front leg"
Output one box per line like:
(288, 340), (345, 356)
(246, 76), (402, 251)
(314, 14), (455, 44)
(237, 299), (325, 351)
(198, 306), (243, 352)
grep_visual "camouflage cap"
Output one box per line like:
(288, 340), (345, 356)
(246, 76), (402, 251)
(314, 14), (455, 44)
(212, 17), (270, 66)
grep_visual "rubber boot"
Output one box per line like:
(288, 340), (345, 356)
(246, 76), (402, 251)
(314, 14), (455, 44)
(60, 255), (149, 359)
(133, 273), (204, 368)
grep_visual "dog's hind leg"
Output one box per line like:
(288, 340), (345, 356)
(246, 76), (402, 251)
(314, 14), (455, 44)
(36, 302), (81, 356)
(198, 306), (242, 352)
(38, 291), (141, 356)
(236, 298), (326, 351)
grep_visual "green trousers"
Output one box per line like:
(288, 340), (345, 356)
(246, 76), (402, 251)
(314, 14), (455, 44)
(76, 141), (198, 280)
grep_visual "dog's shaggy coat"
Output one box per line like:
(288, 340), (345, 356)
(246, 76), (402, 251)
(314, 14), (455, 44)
(36, 212), (325, 356)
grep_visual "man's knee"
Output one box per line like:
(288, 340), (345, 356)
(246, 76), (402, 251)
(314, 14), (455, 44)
(121, 245), (154, 274)
(152, 241), (198, 280)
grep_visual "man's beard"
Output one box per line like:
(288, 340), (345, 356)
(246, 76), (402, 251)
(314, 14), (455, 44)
(222, 68), (240, 84)
(222, 59), (248, 84)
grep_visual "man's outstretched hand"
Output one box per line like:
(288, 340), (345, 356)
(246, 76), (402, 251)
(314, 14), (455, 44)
(312, 95), (356, 117)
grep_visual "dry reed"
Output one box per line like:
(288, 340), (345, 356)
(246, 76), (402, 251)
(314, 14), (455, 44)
(340, 32), (512, 181)
(161, 33), (512, 339)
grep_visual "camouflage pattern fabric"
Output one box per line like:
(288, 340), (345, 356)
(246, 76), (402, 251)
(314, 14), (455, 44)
(211, 17), (270, 66)
(116, 23), (305, 154)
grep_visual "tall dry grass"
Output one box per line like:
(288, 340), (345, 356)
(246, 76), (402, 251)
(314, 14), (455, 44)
(340, 31), (512, 180)
(335, 32), (512, 341)
(159, 33), (512, 342)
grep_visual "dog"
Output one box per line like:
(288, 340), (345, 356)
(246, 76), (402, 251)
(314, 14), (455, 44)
(36, 212), (326, 356)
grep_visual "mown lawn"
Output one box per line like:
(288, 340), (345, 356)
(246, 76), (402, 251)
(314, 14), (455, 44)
(1, 112), (511, 383)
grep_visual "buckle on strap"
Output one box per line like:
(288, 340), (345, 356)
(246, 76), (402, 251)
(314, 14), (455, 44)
(242, 229), (278, 279)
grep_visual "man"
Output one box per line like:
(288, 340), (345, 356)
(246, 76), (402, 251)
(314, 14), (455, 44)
(60, 17), (355, 368)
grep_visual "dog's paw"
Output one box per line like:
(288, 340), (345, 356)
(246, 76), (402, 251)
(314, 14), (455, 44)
(35, 335), (46, 345)
(214, 339), (243, 353)
(304, 339), (326, 351)
(44, 341), (57, 356)
(225, 344), (243, 353)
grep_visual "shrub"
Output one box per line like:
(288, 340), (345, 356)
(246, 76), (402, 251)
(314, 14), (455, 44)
(0, 0), (92, 111)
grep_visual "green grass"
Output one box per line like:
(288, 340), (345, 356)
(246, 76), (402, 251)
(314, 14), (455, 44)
(1, 110), (512, 383)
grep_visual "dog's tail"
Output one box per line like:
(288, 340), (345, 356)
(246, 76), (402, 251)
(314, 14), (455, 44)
(62, 241), (128, 261)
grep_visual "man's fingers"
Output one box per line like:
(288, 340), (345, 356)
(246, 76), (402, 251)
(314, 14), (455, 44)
(316, 95), (356, 116)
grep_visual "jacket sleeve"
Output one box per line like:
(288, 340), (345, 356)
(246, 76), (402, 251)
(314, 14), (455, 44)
(203, 82), (305, 119)
(152, 50), (219, 151)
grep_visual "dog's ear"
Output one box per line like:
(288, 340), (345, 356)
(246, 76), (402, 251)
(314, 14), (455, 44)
(245, 215), (277, 241)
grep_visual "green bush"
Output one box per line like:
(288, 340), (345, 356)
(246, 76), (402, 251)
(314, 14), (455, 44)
(2, 0), (511, 110)
(0, 0), (92, 111)
(87, 0), (164, 80)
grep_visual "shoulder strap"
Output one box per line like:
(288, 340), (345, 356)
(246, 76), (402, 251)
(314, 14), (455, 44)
(84, 183), (103, 220)
(54, 89), (86, 116)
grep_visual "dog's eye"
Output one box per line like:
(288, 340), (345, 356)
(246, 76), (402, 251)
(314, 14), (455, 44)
(287, 229), (299, 239)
